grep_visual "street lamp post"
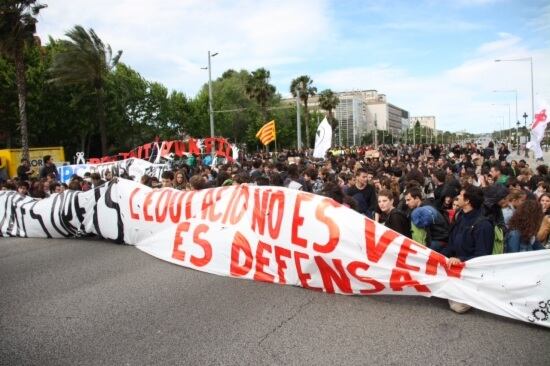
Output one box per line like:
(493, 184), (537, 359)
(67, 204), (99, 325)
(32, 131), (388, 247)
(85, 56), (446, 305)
(374, 114), (378, 149)
(522, 112), (529, 158)
(295, 88), (302, 150)
(494, 57), (534, 123)
(495, 57), (535, 158)
(205, 51), (219, 140)
(516, 121), (520, 154)
(492, 103), (511, 143)
(493, 89), (518, 138)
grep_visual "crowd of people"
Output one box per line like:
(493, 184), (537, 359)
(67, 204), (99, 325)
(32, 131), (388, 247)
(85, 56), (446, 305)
(2, 142), (549, 311)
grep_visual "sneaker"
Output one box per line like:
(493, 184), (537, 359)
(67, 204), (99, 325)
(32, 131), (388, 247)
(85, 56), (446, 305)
(449, 300), (472, 314)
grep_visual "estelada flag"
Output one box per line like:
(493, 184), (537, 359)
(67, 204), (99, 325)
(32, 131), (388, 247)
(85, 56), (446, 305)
(256, 120), (276, 145)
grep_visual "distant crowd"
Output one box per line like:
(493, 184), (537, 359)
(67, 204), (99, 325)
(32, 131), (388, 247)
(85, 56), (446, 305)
(2, 141), (549, 313)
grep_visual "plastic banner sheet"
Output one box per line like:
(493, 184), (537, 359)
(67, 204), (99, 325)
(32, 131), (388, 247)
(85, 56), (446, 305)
(1, 179), (549, 328)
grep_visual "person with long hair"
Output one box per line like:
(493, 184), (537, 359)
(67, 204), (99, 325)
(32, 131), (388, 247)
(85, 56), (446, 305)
(502, 189), (527, 227)
(377, 189), (411, 238)
(506, 199), (545, 252)
(174, 170), (188, 190)
(539, 193), (550, 216)
(510, 160), (519, 177)
(536, 193), (550, 248)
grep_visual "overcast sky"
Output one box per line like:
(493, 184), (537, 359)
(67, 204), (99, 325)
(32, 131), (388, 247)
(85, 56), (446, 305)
(36, 0), (550, 133)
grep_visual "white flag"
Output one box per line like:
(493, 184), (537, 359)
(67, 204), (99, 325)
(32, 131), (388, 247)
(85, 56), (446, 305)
(313, 117), (332, 159)
(526, 97), (549, 160)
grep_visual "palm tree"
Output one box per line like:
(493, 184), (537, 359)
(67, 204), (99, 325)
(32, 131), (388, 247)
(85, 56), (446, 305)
(245, 68), (275, 123)
(49, 25), (122, 156)
(290, 75), (317, 148)
(318, 89), (340, 131)
(0, 0), (47, 160)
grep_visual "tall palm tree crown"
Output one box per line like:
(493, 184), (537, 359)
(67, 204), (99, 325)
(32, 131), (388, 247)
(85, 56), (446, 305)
(318, 89), (340, 131)
(290, 75), (317, 149)
(245, 68), (275, 122)
(0, 0), (47, 160)
(49, 25), (122, 156)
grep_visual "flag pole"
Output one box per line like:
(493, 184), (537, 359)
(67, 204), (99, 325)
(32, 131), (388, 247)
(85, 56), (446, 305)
(274, 122), (278, 153)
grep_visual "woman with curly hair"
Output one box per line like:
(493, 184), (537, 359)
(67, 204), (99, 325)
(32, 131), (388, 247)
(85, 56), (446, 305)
(505, 199), (545, 253)
(536, 193), (550, 248)
(174, 170), (188, 190)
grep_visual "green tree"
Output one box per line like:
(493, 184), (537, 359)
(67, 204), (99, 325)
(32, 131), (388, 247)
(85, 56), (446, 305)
(0, 0), (47, 160)
(413, 120), (421, 144)
(245, 67), (275, 122)
(105, 63), (149, 150)
(48, 25), (122, 156)
(0, 52), (18, 148)
(318, 89), (339, 129)
(290, 75), (316, 149)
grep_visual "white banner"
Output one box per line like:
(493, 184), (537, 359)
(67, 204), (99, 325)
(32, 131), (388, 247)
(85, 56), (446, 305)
(526, 97), (549, 160)
(1, 180), (549, 328)
(57, 158), (168, 183)
(313, 117), (332, 159)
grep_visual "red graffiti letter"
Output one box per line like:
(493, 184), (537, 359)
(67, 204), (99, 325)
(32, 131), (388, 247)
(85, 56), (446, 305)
(230, 231), (253, 277)
(291, 193), (312, 248)
(274, 245), (291, 284)
(364, 218), (399, 263)
(389, 268), (430, 293)
(143, 191), (155, 221)
(347, 261), (385, 294)
(253, 241), (275, 283)
(425, 251), (465, 278)
(294, 251), (322, 291)
(172, 222), (191, 261)
(129, 187), (141, 220)
(190, 224), (212, 267)
(396, 238), (423, 272)
(312, 198), (340, 253)
(314, 257), (352, 294)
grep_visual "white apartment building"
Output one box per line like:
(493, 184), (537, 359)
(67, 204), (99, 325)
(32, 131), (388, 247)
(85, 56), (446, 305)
(284, 89), (409, 146)
(409, 116), (436, 130)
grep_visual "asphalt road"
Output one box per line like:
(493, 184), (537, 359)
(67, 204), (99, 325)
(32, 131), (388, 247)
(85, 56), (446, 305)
(1, 237), (549, 366)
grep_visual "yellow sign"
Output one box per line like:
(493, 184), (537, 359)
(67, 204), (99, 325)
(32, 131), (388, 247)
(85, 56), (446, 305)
(0, 147), (65, 178)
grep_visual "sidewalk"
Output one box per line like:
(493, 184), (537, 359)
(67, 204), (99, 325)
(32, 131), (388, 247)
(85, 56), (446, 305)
(507, 147), (550, 167)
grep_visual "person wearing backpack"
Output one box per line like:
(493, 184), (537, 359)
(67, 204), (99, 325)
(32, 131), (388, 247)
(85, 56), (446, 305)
(442, 186), (495, 314)
(406, 186), (450, 253)
(480, 184), (509, 254)
(505, 199), (545, 253)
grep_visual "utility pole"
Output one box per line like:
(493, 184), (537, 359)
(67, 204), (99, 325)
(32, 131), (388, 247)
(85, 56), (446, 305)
(203, 51), (219, 162)
(207, 51), (218, 140)
(374, 114), (378, 149)
(295, 89), (302, 150)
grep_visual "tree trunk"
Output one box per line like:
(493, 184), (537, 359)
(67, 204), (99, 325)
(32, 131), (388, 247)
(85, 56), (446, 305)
(96, 86), (108, 156)
(80, 130), (87, 152)
(261, 103), (268, 124)
(14, 48), (29, 161)
(304, 100), (310, 148)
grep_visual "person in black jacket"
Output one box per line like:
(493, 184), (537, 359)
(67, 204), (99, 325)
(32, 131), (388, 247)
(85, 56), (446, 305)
(17, 158), (32, 181)
(442, 185), (495, 314)
(377, 189), (411, 238)
(483, 141), (495, 160)
(443, 186), (494, 262)
(346, 168), (377, 219)
(39, 155), (58, 180)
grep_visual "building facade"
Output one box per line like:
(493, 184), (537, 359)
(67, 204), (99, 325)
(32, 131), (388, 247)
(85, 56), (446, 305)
(332, 95), (366, 146)
(410, 116), (436, 130)
(283, 89), (410, 146)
